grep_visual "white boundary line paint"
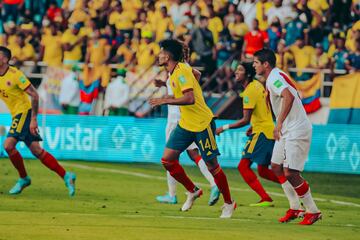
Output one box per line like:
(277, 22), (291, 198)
(62, 163), (360, 208)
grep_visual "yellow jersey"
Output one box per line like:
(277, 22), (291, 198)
(241, 80), (274, 139)
(0, 66), (32, 117)
(169, 63), (213, 132)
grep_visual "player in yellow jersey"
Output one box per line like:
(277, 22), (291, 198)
(0, 46), (76, 196)
(149, 39), (236, 218)
(216, 62), (281, 207)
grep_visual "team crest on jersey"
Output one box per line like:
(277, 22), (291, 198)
(6, 81), (11, 86)
(20, 76), (26, 84)
(274, 79), (283, 88)
(244, 96), (249, 103)
(179, 75), (186, 85)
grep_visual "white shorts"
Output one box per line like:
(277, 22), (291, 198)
(165, 122), (197, 150)
(271, 128), (312, 171)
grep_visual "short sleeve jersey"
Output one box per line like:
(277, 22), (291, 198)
(266, 68), (311, 134)
(0, 66), (32, 117)
(242, 80), (274, 139)
(169, 62), (213, 132)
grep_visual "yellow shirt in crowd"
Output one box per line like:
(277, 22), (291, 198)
(41, 33), (63, 66)
(136, 41), (160, 69)
(61, 29), (84, 62)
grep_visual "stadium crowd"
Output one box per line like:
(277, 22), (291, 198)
(0, 0), (359, 115)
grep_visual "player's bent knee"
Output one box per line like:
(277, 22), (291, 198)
(238, 159), (250, 174)
(30, 145), (44, 158)
(4, 144), (16, 154)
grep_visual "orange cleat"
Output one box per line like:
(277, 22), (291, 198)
(299, 212), (322, 225)
(279, 209), (305, 223)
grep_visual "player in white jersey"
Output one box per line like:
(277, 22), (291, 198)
(253, 49), (321, 225)
(154, 47), (220, 206)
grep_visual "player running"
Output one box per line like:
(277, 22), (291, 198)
(0, 46), (76, 196)
(149, 39), (236, 218)
(154, 48), (220, 206)
(253, 48), (321, 225)
(216, 62), (280, 207)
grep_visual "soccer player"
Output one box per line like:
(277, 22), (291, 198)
(0, 46), (76, 196)
(253, 48), (321, 225)
(216, 62), (280, 207)
(154, 46), (220, 206)
(149, 39), (236, 218)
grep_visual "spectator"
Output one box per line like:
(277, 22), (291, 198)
(223, 3), (237, 27)
(104, 69), (130, 116)
(284, 14), (309, 46)
(228, 12), (248, 51)
(190, 15), (216, 77)
(8, 33), (35, 66)
(346, 38), (360, 72)
(208, 5), (224, 44)
(332, 37), (349, 70)
(311, 43), (329, 69)
(288, 36), (315, 79)
(134, 10), (153, 36)
(85, 28), (110, 66)
(108, 1), (135, 36)
(135, 31), (160, 70)
(215, 29), (235, 92)
(59, 65), (81, 115)
(4, 21), (17, 46)
(267, 18), (282, 51)
(113, 33), (135, 67)
(267, 0), (297, 25)
(275, 39), (293, 71)
(47, 1), (62, 22)
(255, 0), (273, 31)
(3, 0), (24, 23)
(169, 0), (190, 27)
(242, 19), (269, 59)
(39, 23), (63, 67)
(155, 6), (175, 42)
(237, 0), (257, 28)
(68, 0), (90, 25)
(329, 0), (353, 27)
(61, 22), (86, 67)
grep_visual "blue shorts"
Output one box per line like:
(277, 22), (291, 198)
(7, 110), (42, 145)
(166, 119), (220, 161)
(242, 133), (274, 166)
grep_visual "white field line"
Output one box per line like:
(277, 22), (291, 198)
(62, 163), (360, 208)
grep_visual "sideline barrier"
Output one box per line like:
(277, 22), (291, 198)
(0, 114), (359, 174)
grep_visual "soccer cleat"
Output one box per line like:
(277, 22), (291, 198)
(64, 172), (76, 197)
(279, 209), (305, 223)
(220, 201), (237, 218)
(208, 185), (220, 206)
(9, 176), (31, 195)
(249, 199), (274, 207)
(181, 187), (203, 211)
(156, 193), (178, 204)
(299, 212), (322, 225)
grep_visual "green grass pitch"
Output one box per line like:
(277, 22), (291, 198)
(0, 159), (359, 240)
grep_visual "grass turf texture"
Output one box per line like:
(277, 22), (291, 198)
(0, 159), (359, 240)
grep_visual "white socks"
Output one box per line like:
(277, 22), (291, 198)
(197, 158), (216, 187)
(281, 180), (301, 210)
(167, 171), (177, 197)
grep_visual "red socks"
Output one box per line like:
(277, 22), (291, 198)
(8, 150), (27, 178)
(257, 165), (280, 183)
(39, 150), (66, 178)
(238, 159), (272, 201)
(294, 180), (310, 197)
(161, 158), (196, 192)
(209, 164), (232, 204)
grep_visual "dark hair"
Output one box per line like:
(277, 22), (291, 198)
(199, 15), (208, 21)
(160, 39), (183, 62)
(0, 46), (12, 61)
(254, 48), (276, 68)
(239, 62), (256, 81)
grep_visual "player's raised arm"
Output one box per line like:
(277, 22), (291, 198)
(25, 85), (40, 135)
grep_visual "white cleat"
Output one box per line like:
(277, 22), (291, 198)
(220, 201), (237, 218)
(181, 188), (203, 211)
